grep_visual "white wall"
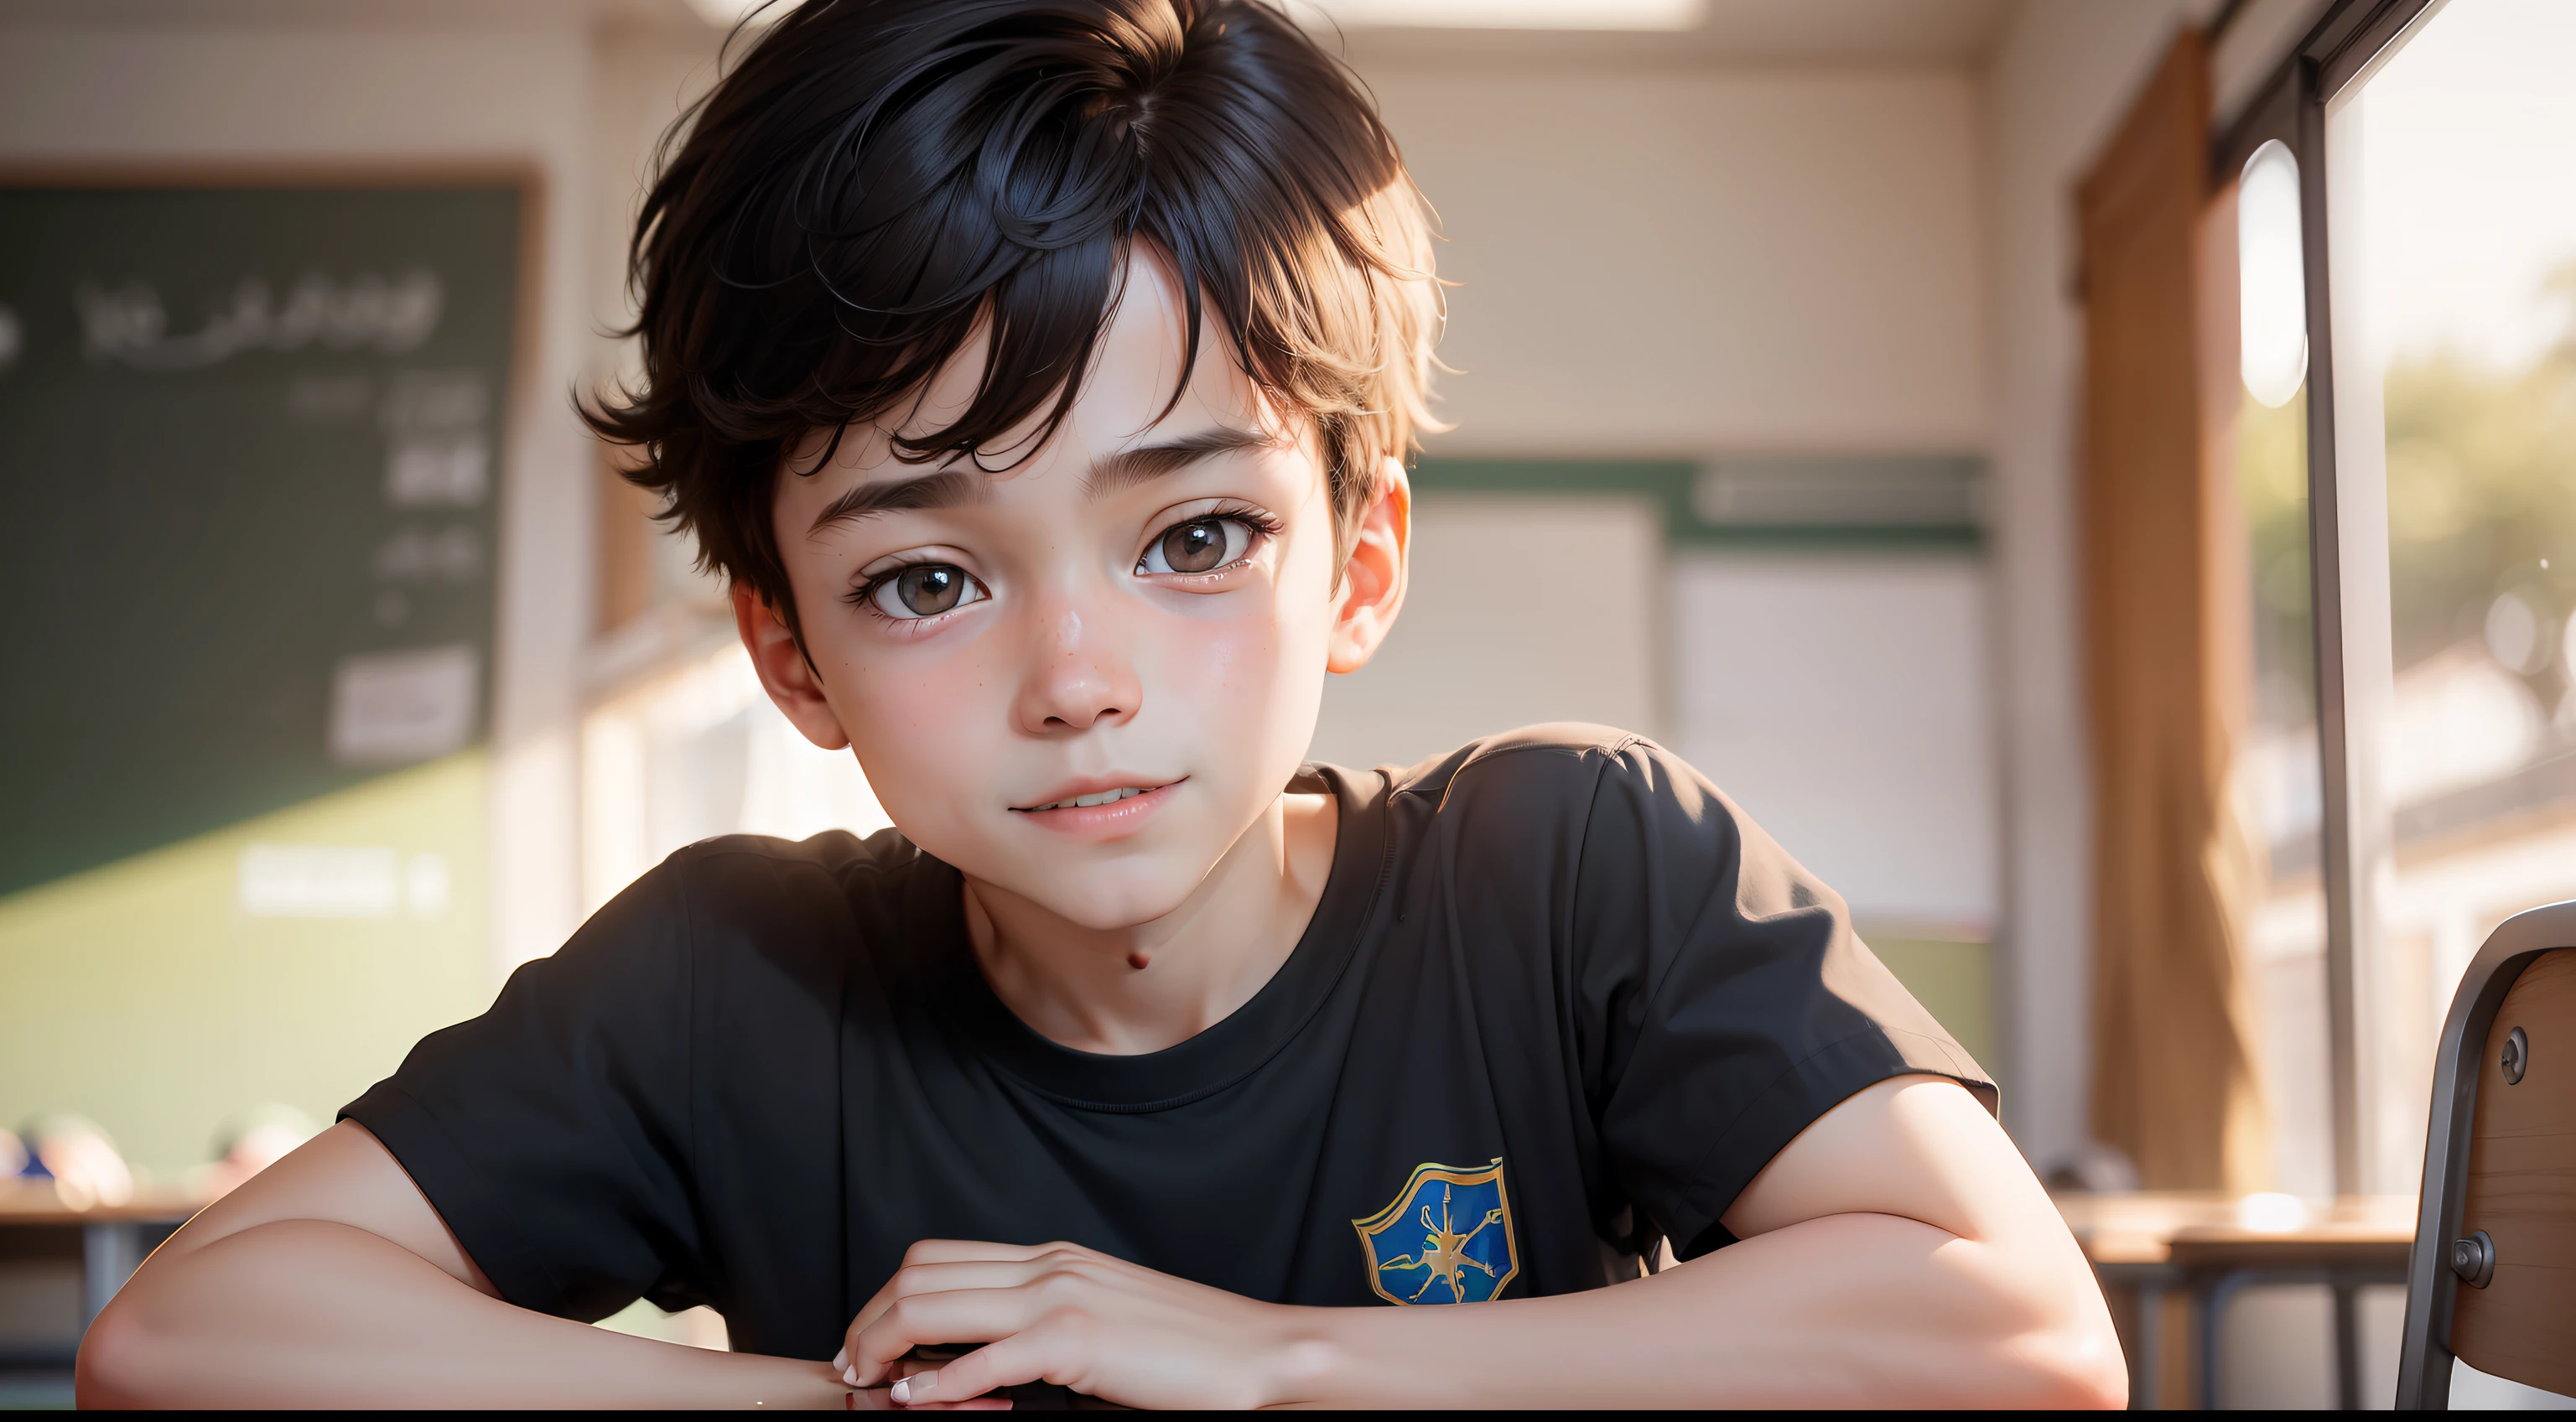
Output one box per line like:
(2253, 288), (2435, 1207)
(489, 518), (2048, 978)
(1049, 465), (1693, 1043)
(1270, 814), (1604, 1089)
(591, 25), (726, 382)
(1364, 63), (1989, 455)
(0, 18), (607, 979)
(1310, 494), (1665, 771)
(1670, 552), (1997, 930)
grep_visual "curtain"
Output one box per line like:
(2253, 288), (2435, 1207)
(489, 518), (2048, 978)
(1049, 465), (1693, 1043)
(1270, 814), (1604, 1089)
(2076, 28), (2271, 1193)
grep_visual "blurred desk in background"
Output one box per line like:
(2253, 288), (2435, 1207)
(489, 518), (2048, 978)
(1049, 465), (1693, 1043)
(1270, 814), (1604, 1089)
(0, 1178), (202, 1373)
(2057, 1191), (2416, 1410)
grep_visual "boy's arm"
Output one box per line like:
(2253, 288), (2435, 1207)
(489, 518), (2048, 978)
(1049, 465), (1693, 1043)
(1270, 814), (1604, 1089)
(75, 1122), (849, 1410)
(844, 1075), (2127, 1409)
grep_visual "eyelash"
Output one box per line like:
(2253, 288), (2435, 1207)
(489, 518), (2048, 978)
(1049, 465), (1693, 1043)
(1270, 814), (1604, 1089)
(844, 504), (1285, 624)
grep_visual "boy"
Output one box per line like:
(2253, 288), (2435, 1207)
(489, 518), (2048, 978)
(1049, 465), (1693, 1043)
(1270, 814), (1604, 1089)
(80, 0), (2123, 1407)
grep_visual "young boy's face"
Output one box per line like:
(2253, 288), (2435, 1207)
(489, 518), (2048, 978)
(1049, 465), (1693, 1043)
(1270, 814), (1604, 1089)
(745, 255), (1405, 930)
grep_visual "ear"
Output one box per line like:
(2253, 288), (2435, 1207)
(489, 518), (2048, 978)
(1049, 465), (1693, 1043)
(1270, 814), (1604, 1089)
(731, 582), (853, 751)
(1327, 458), (1410, 675)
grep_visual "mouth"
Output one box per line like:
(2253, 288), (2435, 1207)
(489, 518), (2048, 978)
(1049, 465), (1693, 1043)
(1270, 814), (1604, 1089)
(1019, 785), (1161, 812)
(1008, 777), (1185, 838)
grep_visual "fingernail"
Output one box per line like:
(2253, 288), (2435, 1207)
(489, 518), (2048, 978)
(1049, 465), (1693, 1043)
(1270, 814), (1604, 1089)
(844, 1366), (860, 1387)
(832, 1347), (847, 1371)
(891, 1370), (936, 1405)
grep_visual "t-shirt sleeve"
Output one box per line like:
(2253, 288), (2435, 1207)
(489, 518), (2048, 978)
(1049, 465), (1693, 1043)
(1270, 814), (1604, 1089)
(1571, 737), (1996, 1262)
(340, 864), (703, 1322)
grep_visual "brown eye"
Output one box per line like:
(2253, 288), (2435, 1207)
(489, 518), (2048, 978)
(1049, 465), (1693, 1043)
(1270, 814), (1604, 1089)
(1164, 520), (1225, 573)
(1140, 516), (1251, 576)
(868, 563), (983, 620)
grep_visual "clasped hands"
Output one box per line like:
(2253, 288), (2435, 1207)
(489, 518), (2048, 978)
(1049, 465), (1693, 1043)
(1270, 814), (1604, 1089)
(829, 1239), (1340, 1410)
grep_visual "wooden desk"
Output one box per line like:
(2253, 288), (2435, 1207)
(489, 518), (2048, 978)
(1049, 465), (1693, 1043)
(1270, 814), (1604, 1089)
(2055, 1192), (2417, 1410)
(0, 1178), (205, 1370)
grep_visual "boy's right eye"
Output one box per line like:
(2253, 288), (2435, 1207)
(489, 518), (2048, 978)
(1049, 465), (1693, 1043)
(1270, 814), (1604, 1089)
(865, 563), (987, 620)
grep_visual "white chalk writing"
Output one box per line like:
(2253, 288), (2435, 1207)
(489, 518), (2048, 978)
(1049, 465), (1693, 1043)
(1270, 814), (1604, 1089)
(76, 270), (443, 371)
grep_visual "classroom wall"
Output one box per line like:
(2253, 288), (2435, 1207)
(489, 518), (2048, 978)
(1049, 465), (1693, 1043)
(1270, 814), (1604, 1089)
(1306, 492), (1667, 771)
(590, 24), (726, 388)
(1669, 551), (1997, 932)
(0, 14), (603, 1171)
(1364, 62), (1990, 456)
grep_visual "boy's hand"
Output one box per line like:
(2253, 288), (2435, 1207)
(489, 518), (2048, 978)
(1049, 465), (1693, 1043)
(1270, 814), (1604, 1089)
(836, 1239), (1314, 1409)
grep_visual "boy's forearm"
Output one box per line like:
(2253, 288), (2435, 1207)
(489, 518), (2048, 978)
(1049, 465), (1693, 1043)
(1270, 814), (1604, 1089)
(78, 1219), (849, 1410)
(1275, 1212), (2122, 1409)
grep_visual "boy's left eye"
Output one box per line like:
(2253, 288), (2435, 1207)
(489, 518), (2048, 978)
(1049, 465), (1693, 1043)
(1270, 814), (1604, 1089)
(1138, 516), (1254, 576)
(866, 563), (987, 620)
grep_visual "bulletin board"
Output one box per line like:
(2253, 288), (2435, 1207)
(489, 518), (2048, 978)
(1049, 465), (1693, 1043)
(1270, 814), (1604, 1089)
(0, 177), (530, 899)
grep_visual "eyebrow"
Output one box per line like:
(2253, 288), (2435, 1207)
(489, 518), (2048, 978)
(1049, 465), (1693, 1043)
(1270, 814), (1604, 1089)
(806, 427), (1283, 536)
(1083, 427), (1283, 497)
(805, 468), (987, 537)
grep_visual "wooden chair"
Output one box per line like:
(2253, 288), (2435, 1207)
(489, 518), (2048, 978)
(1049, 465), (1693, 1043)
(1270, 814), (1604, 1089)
(2395, 901), (2576, 1408)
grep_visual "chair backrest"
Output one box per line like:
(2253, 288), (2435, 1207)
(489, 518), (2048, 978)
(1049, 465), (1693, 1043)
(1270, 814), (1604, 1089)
(2395, 902), (2576, 1408)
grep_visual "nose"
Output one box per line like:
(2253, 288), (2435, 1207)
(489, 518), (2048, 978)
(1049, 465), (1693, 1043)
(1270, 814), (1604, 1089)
(1010, 599), (1140, 736)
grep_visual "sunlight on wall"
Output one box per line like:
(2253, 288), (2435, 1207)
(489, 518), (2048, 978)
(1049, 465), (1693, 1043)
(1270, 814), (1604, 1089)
(583, 643), (894, 919)
(0, 755), (491, 1178)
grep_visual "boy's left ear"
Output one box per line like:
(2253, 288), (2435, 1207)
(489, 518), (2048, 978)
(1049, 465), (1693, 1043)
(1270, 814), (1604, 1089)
(1327, 458), (1410, 675)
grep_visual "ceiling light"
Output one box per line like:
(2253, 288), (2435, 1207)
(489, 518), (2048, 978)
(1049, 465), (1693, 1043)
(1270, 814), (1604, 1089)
(1297, 0), (1706, 30)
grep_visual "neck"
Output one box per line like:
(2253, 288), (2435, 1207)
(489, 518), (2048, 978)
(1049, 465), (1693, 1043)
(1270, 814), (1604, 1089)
(961, 789), (1337, 1056)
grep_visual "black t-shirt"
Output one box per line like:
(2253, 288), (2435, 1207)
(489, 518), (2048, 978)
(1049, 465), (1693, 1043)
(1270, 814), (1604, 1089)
(343, 727), (1991, 1361)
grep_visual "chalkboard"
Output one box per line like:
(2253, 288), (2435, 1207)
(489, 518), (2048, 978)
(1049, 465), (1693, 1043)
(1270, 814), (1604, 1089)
(0, 180), (526, 899)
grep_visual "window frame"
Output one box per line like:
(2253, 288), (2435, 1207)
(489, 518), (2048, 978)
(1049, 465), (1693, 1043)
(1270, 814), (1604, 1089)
(2215, 0), (2440, 1196)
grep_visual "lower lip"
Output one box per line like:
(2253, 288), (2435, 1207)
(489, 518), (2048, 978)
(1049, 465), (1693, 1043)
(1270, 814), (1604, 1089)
(1011, 780), (1183, 839)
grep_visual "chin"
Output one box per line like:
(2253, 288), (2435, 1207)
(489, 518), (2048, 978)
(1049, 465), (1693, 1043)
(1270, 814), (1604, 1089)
(1030, 870), (1200, 937)
(1026, 864), (1207, 932)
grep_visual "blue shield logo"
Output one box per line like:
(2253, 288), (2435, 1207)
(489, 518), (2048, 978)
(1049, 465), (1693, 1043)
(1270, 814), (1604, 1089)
(1352, 1158), (1519, 1305)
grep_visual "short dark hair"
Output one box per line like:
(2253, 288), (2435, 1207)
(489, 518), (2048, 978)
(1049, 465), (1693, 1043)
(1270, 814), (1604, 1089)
(586, 0), (1444, 636)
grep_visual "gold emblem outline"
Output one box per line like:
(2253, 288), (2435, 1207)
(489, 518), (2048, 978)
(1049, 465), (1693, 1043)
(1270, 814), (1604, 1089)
(1349, 1157), (1519, 1305)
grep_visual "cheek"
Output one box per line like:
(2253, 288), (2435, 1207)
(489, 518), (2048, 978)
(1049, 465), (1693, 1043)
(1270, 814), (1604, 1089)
(1153, 570), (1334, 717)
(824, 644), (997, 825)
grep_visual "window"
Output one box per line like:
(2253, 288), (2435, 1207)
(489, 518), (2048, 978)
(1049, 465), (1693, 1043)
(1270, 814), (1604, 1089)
(2246, 0), (2576, 1192)
(2325, 0), (2576, 1190)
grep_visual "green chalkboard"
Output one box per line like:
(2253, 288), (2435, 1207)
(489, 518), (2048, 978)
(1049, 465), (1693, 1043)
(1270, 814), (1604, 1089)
(0, 182), (523, 898)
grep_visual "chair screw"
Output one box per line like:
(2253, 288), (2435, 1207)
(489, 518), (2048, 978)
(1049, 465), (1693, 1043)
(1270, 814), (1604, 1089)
(2450, 1230), (2496, 1289)
(2501, 1025), (2528, 1085)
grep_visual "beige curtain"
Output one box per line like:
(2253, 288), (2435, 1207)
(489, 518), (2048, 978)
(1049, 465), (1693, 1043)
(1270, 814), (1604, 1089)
(2076, 29), (2271, 1193)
